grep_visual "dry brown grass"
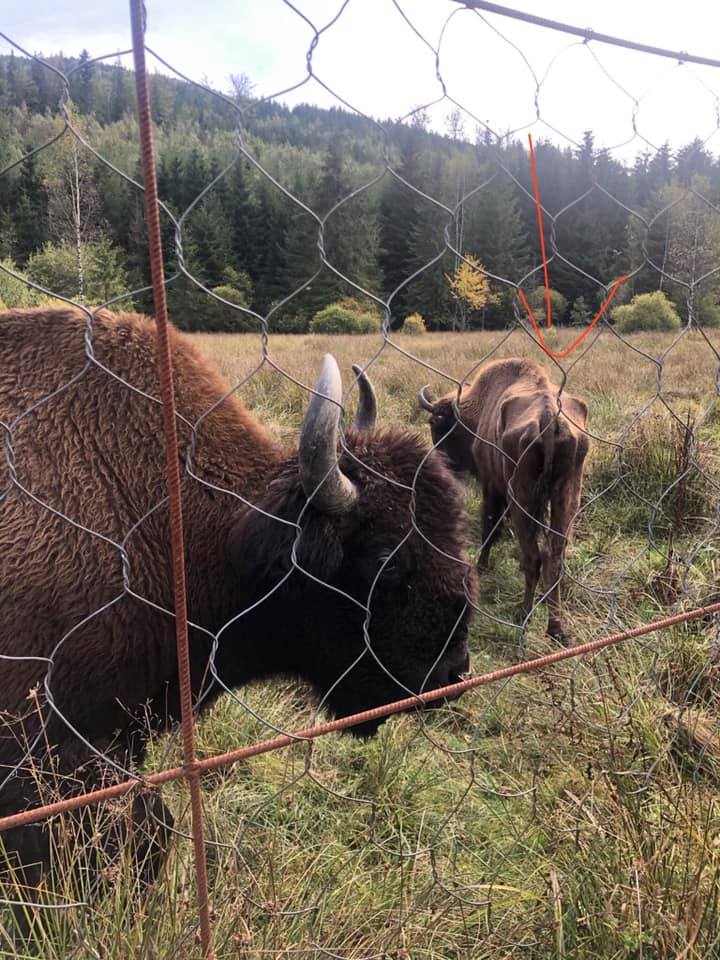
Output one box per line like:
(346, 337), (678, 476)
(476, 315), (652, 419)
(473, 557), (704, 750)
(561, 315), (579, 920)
(193, 326), (720, 445)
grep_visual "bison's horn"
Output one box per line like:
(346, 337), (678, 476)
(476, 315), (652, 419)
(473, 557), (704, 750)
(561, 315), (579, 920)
(351, 363), (377, 432)
(299, 354), (358, 514)
(418, 384), (435, 412)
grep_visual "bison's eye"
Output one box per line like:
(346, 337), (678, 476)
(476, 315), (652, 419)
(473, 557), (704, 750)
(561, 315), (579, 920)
(351, 546), (413, 588)
(376, 549), (411, 584)
(378, 545), (415, 584)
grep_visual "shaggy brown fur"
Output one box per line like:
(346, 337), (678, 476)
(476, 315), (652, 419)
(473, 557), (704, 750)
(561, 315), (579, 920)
(423, 357), (590, 643)
(0, 306), (474, 930)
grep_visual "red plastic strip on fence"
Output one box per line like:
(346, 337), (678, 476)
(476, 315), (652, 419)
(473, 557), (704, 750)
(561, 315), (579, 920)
(2, 597), (719, 836)
(518, 133), (630, 356)
(128, 1), (214, 956)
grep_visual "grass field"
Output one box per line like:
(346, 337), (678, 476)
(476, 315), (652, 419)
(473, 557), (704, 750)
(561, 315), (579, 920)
(6, 325), (720, 958)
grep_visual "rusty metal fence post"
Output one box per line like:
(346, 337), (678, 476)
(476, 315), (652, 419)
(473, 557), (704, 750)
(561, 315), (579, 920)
(128, 0), (213, 955)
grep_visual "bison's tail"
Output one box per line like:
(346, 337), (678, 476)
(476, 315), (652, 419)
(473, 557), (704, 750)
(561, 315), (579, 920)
(530, 402), (557, 527)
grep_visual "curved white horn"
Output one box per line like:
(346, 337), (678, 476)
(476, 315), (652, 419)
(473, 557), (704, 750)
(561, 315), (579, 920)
(299, 354), (358, 514)
(418, 384), (435, 412)
(351, 363), (377, 432)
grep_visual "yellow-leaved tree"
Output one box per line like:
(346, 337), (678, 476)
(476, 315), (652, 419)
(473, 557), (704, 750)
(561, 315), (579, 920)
(445, 255), (498, 330)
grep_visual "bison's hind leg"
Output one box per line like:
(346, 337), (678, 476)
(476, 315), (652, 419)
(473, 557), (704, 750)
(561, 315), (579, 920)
(1, 822), (53, 953)
(542, 471), (585, 647)
(542, 588), (573, 646)
(95, 791), (174, 899)
(508, 502), (542, 626)
(477, 487), (507, 570)
(1, 788), (173, 952)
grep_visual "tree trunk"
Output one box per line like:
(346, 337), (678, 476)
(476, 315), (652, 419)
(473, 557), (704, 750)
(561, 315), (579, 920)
(72, 139), (85, 303)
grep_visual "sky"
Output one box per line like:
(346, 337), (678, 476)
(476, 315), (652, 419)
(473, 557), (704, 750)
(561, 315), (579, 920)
(3, 1), (720, 161)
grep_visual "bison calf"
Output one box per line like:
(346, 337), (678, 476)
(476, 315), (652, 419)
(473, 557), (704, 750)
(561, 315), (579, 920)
(419, 357), (589, 644)
(0, 307), (474, 935)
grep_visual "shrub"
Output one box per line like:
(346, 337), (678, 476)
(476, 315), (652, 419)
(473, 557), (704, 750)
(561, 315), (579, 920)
(401, 313), (426, 335)
(166, 277), (256, 332)
(694, 294), (720, 328)
(337, 297), (384, 321)
(569, 296), (592, 326)
(526, 286), (568, 324)
(204, 284), (258, 332)
(26, 239), (130, 306)
(309, 298), (381, 335)
(0, 260), (52, 309)
(220, 266), (253, 303)
(611, 290), (681, 333)
(309, 304), (357, 334)
(269, 311), (309, 334)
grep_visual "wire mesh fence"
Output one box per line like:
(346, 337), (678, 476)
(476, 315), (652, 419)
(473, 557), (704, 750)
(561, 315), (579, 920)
(1, 1), (720, 956)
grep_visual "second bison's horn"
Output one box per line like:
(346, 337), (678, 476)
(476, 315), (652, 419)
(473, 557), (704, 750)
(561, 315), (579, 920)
(299, 354), (358, 515)
(351, 363), (377, 432)
(418, 384), (435, 412)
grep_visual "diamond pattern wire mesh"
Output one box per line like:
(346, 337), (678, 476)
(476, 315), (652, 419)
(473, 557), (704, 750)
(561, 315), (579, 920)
(1, 1), (720, 956)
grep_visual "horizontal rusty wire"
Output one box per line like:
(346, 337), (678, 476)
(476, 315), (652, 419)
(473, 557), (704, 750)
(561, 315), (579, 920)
(2, 593), (720, 835)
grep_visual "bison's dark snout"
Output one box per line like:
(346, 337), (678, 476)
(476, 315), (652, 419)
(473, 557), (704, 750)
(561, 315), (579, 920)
(452, 648), (471, 684)
(425, 646), (472, 708)
(429, 596), (474, 700)
(442, 647), (472, 690)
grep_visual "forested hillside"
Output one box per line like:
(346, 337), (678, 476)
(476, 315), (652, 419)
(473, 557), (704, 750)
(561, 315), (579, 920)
(1, 50), (719, 330)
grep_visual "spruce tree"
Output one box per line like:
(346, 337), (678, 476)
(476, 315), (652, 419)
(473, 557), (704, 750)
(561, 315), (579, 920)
(379, 128), (426, 323)
(13, 151), (48, 264)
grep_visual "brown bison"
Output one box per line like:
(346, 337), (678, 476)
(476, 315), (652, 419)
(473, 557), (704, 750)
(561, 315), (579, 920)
(419, 357), (589, 644)
(0, 306), (474, 930)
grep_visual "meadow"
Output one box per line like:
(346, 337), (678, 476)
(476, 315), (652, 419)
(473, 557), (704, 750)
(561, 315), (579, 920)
(4, 325), (720, 958)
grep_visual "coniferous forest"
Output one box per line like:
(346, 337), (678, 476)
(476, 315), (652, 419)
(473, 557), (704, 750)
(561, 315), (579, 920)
(1, 50), (720, 331)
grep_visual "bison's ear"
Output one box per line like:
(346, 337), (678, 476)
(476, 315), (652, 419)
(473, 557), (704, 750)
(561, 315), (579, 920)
(228, 502), (345, 592)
